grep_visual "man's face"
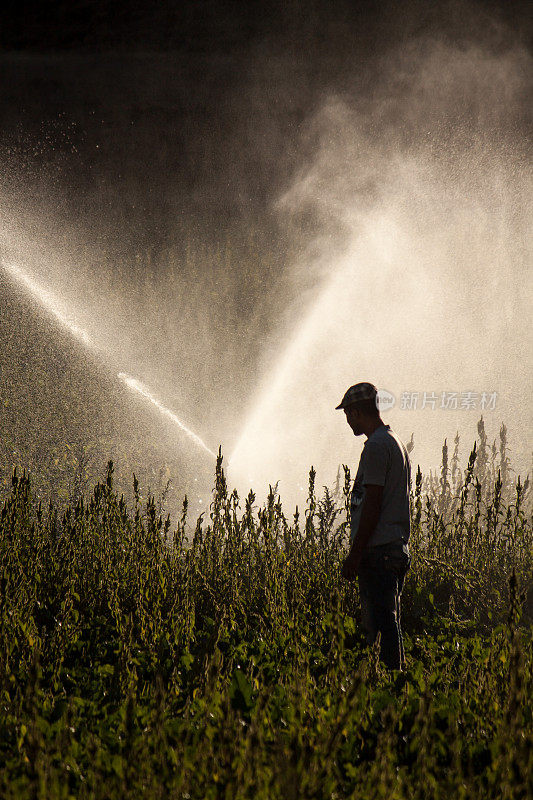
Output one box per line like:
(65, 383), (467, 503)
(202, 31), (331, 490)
(344, 403), (364, 436)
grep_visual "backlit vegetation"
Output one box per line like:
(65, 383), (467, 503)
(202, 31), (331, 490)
(1, 425), (532, 799)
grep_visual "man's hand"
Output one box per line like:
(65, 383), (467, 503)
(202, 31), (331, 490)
(341, 552), (360, 581)
(341, 483), (383, 582)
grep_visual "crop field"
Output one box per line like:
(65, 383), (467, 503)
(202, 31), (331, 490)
(1, 427), (532, 799)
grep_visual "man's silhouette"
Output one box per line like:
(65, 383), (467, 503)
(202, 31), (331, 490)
(337, 382), (411, 670)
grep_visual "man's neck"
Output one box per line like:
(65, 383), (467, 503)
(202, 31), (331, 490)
(364, 418), (386, 438)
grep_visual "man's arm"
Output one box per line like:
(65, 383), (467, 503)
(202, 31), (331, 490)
(341, 484), (383, 580)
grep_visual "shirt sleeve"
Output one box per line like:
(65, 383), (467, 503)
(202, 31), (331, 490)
(362, 439), (389, 486)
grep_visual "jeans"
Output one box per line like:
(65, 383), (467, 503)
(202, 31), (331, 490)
(357, 540), (411, 670)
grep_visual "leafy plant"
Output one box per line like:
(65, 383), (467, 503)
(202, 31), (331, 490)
(0, 435), (531, 799)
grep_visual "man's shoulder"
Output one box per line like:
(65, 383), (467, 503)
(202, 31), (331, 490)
(362, 432), (391, 469)
(364, 425), (395, 450)
(364, 427), (408, 462)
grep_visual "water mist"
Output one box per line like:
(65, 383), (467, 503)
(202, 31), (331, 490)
(1, 258), (216, 462)
(229, 41), (532, 503)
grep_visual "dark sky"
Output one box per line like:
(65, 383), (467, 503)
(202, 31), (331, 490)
(2, 0), (530, 53)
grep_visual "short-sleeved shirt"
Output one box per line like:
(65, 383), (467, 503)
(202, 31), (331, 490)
(350, 424), (411, 547)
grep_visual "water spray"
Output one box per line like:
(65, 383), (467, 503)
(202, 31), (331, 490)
(1, 259), (216, 460)
(2, 260), (95, 349)
(117, 374), (216, 457)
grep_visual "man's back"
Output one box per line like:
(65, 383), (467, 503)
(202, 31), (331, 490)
(350, 424), (411, 547)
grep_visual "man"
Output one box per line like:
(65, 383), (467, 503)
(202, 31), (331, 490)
(337, 382), (411, 671)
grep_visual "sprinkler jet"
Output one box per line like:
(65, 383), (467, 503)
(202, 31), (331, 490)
(1, 258), (216, 460)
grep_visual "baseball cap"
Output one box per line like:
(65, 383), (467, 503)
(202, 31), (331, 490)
(335, 382), (378, 410)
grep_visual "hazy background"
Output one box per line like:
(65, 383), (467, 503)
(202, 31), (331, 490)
(0, 0), (531, 512)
